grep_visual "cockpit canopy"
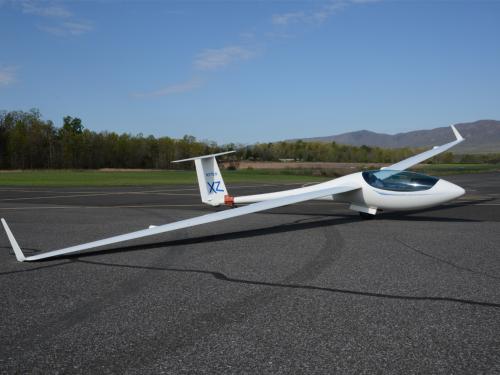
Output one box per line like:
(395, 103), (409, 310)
(362, 170), (439, 192)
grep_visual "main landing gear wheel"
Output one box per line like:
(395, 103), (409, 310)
(359, 212), (376, 220)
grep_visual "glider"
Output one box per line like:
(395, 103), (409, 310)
(2, 125), (465, 262)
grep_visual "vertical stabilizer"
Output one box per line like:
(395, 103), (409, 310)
(173, 151), (234, 206)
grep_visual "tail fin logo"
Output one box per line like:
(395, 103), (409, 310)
(208, 181), (224, 194)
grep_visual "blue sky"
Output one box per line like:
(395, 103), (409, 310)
(1, 0), (499, 144)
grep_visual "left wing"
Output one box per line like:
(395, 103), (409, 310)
(2, 185), (359, 262)
(384, 125), (464, 171)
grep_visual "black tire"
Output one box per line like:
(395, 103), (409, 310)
(359, 212), (375, 220)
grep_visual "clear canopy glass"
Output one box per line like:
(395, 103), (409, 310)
(362, 170), (439, 192)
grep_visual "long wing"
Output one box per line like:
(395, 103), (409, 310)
(384, 125), (464, 171)
(2, 185), (359, 262)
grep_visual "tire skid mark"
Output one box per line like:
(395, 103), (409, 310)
(72, 217), (343, 370)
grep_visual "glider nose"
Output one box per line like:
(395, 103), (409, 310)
(439, 179), (465, 200)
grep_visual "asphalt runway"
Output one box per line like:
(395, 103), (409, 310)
(1, 173), (499, 374)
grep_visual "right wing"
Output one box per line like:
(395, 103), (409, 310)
(2, 184), (359, 262)
(383, 125), (464, 171)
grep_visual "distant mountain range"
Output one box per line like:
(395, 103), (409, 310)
(291, 120), (500, 154)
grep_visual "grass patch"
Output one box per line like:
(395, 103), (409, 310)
(0, 164), (497, 187)
(0, 169), (329, 187)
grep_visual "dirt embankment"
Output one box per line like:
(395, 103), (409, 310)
(227, 161), (388, 169)
(221, 161), (390, 175)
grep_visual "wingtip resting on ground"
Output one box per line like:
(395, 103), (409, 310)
(1, 219), (25, 262)
(1, 185), (359, 262)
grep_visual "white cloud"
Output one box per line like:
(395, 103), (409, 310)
(8, 1), (93, 36)
(61, 21), (93, 35)
(38, 21), (93, 36)
(133, 77), (203, 98)
(311, 2), (346, 23)
(272, 0), (377, 26)
(134, 45), (258, 99)
(20, 0), (72, 18)
(272, 11), (306, 26)
(0, 65), (17, 86)
(194, 46), (257, 71)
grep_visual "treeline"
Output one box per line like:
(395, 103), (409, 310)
(1, 109), (498, 170)
(242, 141), (419, 164)
(243, 142), (500, 164)
(0, 110), (223, 169)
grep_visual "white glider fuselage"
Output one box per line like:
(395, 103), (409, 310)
(230, 171), (464, 212)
